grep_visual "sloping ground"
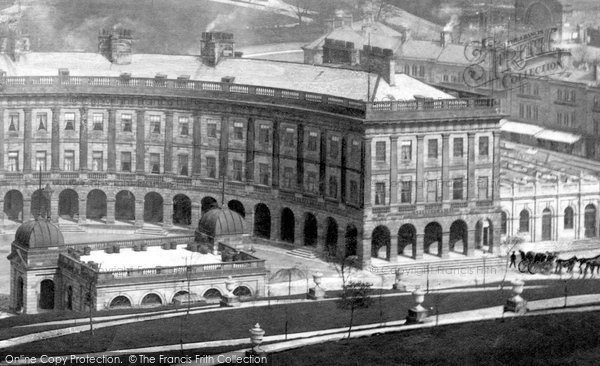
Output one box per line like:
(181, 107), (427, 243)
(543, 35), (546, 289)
(17, 0), (323, 54)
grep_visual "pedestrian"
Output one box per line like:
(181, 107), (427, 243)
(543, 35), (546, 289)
(510, 251), (517, 268)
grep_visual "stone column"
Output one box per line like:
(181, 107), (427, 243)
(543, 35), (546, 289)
(51, 198), (59, 224)
(51, 107), (60, 172)
(107, 109), (116, 173)
(245, 209), (255, 237)
(296, 124), (304, 190)
(79, 108), (88, 172)
(441, 134), (450, 201)
(164, 111), (174, 175)
(246, 118), (255, 183)
(389, 233), (398, 262)
(106, 198), (115, 224)
(271, 212), (280, 241)
(467, 132), (476, 200)
(192, 113), (202, 177)
(363, 138), (372, 206)
(136, 110), (145, 174)
(78, 197), (86, 224)
(413, 234), (423, 259)
(271, 121), (280, 188)
(416, 135), (425, 203)
(319, 130), (327, 196)
(491, 227), (502, 255)
(23, 108), (32, 173)
(440, 232), (450, 258)
(390, 137), (398, 204)
(466, 229), (476, 256)
(191, 202), (201, 227)
(316, 218), (325, 253)
(135, 199), (144, 227)
(294, 216), (304, 247)
(492, 131), (501, 202)
(359, 236), (372, 268)
(163, 201), (173, 229)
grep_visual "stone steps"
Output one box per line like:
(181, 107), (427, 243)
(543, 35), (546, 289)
(369, 256), (507, 275)
(58, 222), (86, 232)
(135, 225), (168, 236)
(287, 247), (318, 260)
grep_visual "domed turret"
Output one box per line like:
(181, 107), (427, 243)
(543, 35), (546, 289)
(14, 220), (64, 249)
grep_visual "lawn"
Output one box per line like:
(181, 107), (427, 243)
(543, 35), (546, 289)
(3, 278), (600, 357)
(271, 311), (600, 365)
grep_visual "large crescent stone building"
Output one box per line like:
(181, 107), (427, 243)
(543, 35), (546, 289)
(4, 29), (503, 313)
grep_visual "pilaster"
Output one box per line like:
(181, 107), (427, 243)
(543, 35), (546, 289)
(440, 232), (450, 258)
(106, 198), (115, 224)
(467, 132), (476, 200)
(51, 107), (60, 172)
(441, 134), (450, 201)
(107, 109), (116, 173)
(390, 137), (398, 204)
(79, 108), (88, 172)
(23, 108), (32, 173)
(164, 111), (174, 175)
(136, 110), (145, 174)
(192, 113), (202, 176)
(163, 201), (173, 229)
(135, 199), (144, 227)
(78, 198), (86, 224)
(416, 135), (424, 202)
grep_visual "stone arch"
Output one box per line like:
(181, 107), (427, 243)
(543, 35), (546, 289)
(345, 224), (358, 257)
(371, 225), (391, 261)
(173, 194), (192, 226)
(144, 192), (163, 223)
(115, 190), (135, 222)
(424, 222), (443, 256)
(140, 293), (163, 307)
(201, 196), (218, 214)
(449, 220), (468, 255)
(58, 189), (79, 220)
(398, 224), (416, 258)
(475, 218), (494, 250)
(542, 207), (552, 241)
(109, 295), (132, 308)
(303, 212), (317, 247)
(519, 209), (530, 233)
(253, 203), (271, 239)
(39, 279), (55, 310)
(227, 200), (246, 218)
(584, 204), (597, 238)
(564, 206), (574, 230)
(280, 208), (295, 243)
(171, 290), (189, 303)
(203, 288), (222, 302)
(4, 190), (23, 221)
(325, 217), (338, 257)
(233, 286), (252, 297)
(16, 276), (24, 312)
(87, 189), (107, 221)
(31, 188), (51, 219)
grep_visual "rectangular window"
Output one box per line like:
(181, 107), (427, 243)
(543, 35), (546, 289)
(284, 128), (295, 147)
(350, 180), (358, 203)
(207, 122), (217, 138)
(526, 105), (532, 120)
(64, 113), (75, 130)
(533, 106), (539, 121)
(35, 151), (47, 171)
(479, 136), (489, 156)
(400, 180), (412, 203)
(150, 153), (160, 174)
(92, 113), (104, 131)
(478, 176), (489, 199)
(351, 139), (360, 159)
(375, 182), (386, 205)
(428, 139), (438, 158)
(36, 113), (47, 131)
(121, 152), (132, 172)
(232, 159), (243, 181)
(283, 167), (294, 189)
(419, 65), (425, 77)
(452, 178), (464, 200)
(233, 122), (244, 140)
(206, 157), (217, 178)
(259, 163), (270, 186)
(259, 125), (270, 144)
(121, 114), (132, 132)
(8, 151), (19, 171)
(375, 141), (386, 162)
(306, 172), (317, 193)
(571, 90), (576, 102)
(328, 176), (338, 198)
(400, 141), (412, 161)
(307, 132), (318, 151)
(179, 117), (189, 136)
(92, 151), (103, 171)
(8, 113), (19, 132)
(453, 137), (464, 158)
(427, 179), (438, 202)
(64, 150), (74, 171)
(150, 115), (161, 134)
(330, 136), (339, 159)
(178, 155), (189, 176)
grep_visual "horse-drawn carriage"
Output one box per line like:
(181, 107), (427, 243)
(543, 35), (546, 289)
(517, 251), (557, 275)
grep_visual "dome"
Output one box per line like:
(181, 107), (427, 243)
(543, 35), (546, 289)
(196, 208), (245, 238)
(14, 220), (65, 249)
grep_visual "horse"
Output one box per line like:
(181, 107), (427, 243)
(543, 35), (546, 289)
(555, 256), (578, 274)
(579, 255), (600, 276)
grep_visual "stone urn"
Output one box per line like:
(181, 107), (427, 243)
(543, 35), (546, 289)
(406, 288), (428, 324)
(225, 276), (236, 294)
(246, 323), (267, 358)
(312, 272), (323, 287)
(221, 276), (240, 307)
(505, 279), (527, 314)
(308, 272), (325, 300)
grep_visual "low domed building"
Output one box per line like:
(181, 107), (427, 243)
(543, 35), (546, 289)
(195, 208), (247, 247)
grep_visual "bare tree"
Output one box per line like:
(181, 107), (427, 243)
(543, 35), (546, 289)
(327, 254), (359, 288)
(500, 236), (525, 289)
(338, 281), (373, 339)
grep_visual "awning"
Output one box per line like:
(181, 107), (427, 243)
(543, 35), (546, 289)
(534, 129), (581, 144)
(499, 119), (544, 136)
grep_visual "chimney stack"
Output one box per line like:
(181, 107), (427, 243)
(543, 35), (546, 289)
(440, 31), (452, 48)
(201, 32), (235, 67)
(360, 46), (395, 86)
(98, 27), (134, 65)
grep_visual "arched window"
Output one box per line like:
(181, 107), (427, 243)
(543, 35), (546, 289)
(501, 211), (508, 235)
(519, 210), (530, 233)
(564, 207), (574, 229)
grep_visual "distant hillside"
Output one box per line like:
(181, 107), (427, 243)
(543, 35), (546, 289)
(15, 0), (324, 54)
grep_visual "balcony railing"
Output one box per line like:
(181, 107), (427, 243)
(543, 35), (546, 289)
(64, 235), (195, 251)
